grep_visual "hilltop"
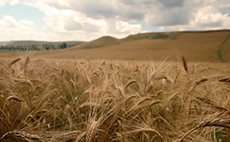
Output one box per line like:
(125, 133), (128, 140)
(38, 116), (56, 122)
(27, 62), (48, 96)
(73, 36), (118, 49)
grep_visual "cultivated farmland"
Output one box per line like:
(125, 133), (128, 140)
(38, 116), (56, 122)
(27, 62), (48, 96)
(0, 55), (230, 142)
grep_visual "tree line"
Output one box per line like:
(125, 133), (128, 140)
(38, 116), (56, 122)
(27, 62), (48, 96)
(0, 42), (73, 51)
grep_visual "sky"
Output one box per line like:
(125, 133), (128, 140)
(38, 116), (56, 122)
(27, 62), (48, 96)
(0, 0), (230, 41)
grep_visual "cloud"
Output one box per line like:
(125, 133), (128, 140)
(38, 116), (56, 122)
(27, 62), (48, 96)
(0, 0), (20, 6)
(24, 0), (230, 32)
(144, 0), (197, 27)
(2, 15), (18, 27)
(0, 15), (36, 41)
(40, 0), (147, 21)
(147, 0), (230, 31)
(46, 0), (192, 27)
(0, 15), (99, 41)
(20, 0), (143, 39)
(62, 0), (118, 19)
(191, 7), (230, 30)
(116, 21), (142, 34)
(159, 3), (230, 31)
(159, 0), (186, 8)
(145, 8), (190, 26)
(0, 15), (34, 30)
(43, 10), (108, 33)
(0, 0), (229, 41)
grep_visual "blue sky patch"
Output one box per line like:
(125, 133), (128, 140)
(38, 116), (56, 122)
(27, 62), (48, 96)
(0, 3), (46, 27)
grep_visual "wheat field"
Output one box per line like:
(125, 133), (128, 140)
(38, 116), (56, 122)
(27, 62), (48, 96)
(0, 55), (230, 142)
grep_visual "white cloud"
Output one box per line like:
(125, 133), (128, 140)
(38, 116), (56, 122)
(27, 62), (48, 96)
(2, 15), (18, 27)
(43, 10), (108, 34)
(22, 0), (59, 16)
(19, 20), (34, 27)
(190, 6), (230, 29)
(115, 21), (142, 34)
(0, 15), (84, 41)
(0, 15), (35, 40)
(0, 0), (20, 6)
(159, 25), (191, 31)
(20, 0), (143, 40)
(0, 15), (34, 32)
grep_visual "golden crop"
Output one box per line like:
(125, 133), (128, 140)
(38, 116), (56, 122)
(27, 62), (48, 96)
(0, 56), (230, 142)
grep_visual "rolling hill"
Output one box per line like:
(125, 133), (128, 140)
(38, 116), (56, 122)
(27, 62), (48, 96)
(72, 36), (118, 49)
(34, 30), (230, 62)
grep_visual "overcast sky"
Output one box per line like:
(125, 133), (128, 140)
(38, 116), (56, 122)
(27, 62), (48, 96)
(0, 0), (230, 41)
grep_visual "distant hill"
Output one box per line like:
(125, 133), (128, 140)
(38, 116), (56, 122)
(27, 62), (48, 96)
(36, 30), (230, 62)
(72, 36), (118, 49)
(71, 29), (230, 50)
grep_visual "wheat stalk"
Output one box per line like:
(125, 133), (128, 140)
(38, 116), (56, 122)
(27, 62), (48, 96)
(14, 79), (33, 86)
(51, 130), (81, 141)
(219, 78), (230, 82)
(178, 118), (230, 142)
(0, 130), (43, 142)
(181, 56), (188, 74)
(186, 78), (208, 96)
(24, 56), (30, 73)
(196, 97), (227, 111)
(124, 80), (137, 89)
(195, 78), (208, 85)
(8, 58), (21, 67)
(86, 120), (100, 142)
(6, 95), (23, 102)
(80, 102), (101, 108)
(125, 128), (165, 142)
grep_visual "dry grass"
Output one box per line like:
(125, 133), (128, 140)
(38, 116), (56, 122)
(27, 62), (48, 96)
(0, 56), (230, 142)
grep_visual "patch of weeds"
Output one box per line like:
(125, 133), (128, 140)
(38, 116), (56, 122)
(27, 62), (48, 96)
(218, 49), (224, 62)
(152, 33), (180, 40)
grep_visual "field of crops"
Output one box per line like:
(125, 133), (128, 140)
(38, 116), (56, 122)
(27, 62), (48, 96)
(0, 56), (230, 142)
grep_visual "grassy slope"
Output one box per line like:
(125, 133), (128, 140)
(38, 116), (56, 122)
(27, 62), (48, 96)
(36, 30), (230, 62)
(72, 36), (118, 49)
